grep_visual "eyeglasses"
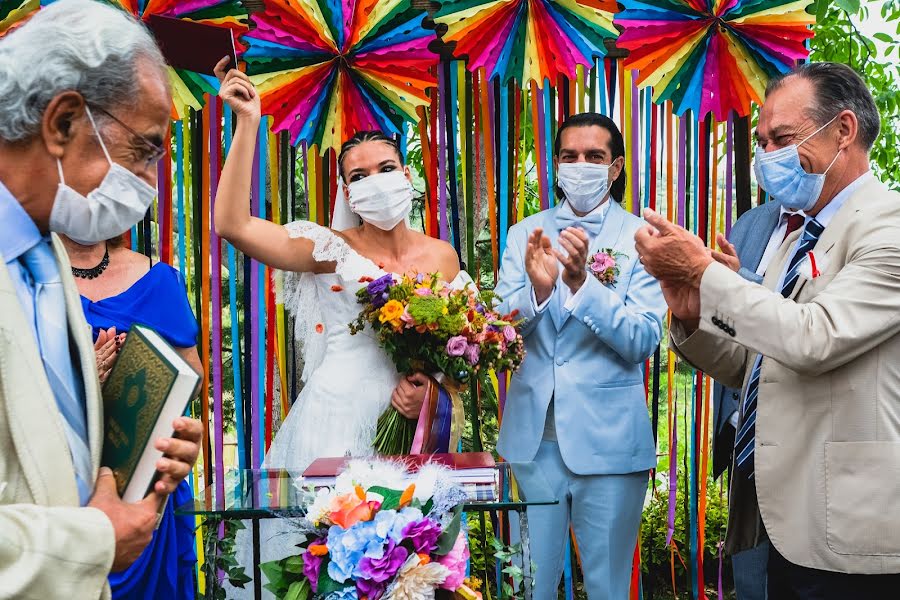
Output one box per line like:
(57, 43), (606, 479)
(90, 105), (166, 169)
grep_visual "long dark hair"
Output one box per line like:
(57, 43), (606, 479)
(554, 113), (626, 203)
(337, 131), (405, 182)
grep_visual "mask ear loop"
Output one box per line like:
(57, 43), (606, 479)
(83, 105), (114, 165)
(798, 114), (839, 148)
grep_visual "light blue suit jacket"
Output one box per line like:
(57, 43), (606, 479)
(495, 201), (666, 475)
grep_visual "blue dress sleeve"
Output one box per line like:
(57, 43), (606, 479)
(80, 264), (199, 349)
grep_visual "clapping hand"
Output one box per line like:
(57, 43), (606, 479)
(554, 227), (590, 295)
(711, 233), (741, 273)
(214, 56), (260, 123)
(524, 228), (559, 304)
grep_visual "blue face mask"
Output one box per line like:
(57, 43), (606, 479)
(753, 116), (842, 212)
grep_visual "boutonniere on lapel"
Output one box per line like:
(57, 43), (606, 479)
(587, 248), (626, 286)
(797, 250), (829, 281)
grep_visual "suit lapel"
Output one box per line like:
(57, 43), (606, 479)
(50, 234), (103, 476)
(558, 201), (627, 328)
(0, 255), (79, 505)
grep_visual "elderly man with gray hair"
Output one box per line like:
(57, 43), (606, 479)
(637, 62), (900, 598)
(0, 1), (203, 598)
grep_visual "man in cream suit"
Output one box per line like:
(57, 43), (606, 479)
(0, 2), (202, 598)
(636, 62), (900, 597)
(496, 113), (665, 599)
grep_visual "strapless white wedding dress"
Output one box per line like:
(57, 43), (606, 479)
(227, 222), (470, 598)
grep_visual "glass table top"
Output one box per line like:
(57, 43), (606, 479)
(176, 461), (557, 519)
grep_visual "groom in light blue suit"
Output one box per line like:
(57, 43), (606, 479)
(496, 113), (666, 599)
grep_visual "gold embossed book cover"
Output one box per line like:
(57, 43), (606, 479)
(101, 324), (200, 502)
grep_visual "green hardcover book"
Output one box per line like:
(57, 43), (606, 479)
(101, 324), (200, 503)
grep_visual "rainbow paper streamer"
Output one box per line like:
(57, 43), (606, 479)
(615, 0), (815, 120)
(434, 0), (619, 88)
(0, 0), (38, 36)
(241, 0), (439, 155)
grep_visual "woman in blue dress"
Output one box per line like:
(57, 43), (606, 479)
(62, 233), (202, 600)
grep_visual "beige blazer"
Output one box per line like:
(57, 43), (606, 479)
(0, 234), (114, 599)
(672, 177), (900, 574)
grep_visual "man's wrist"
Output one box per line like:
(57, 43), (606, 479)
(690, 256), (714, 286)
(566, 272), (586, 294)
(534, 285), (553, 305)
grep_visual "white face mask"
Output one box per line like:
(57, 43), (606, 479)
(557, 162), (611, 213)
(49, 106), (158, 244)
(347, 171), (413, 231)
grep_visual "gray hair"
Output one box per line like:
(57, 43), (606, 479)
(766, 62), (881, 151)
(0, 0), (168, 143)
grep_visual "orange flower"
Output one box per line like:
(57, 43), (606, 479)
(315, 323), (324, 334)
(399, 483), (416, 508)
(379, 300), (405, 328)
(329, 492), (376, 529)
(331, 285), (344, 292)
(308, 543), (329, 556)
(417, 553), (431, 565)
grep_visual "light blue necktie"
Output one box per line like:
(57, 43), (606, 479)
(734, 218), (825, 479)
(19, 241), (93, 504)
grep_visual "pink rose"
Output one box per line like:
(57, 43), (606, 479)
(502, 325), (517, 342)
(464, 343), (481, 366)
(438, 533), (470, 590)
(446, 336), (468, 357)
(590, 261), (605, 273)
(414, 287), (432, 296)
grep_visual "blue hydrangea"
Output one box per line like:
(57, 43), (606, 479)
(326, 520), (389, 583)
(325, 587), (359, 600)
(374, 507), (424, 543)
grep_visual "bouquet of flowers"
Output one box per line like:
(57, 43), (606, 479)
(350, 273), (525, 455)
(261, 458), (482, 600)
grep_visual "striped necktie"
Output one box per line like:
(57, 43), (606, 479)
(19, 241), (93, 504)
(734, 218), (825, 479)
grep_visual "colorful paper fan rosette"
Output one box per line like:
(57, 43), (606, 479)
(105, 0), (249, 118)
(433, 0), (619, 88)
(241, 0), (439, 155)
(615, 0), (815, 121)
(0, 0), (38, 37)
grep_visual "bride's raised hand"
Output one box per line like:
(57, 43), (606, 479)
(214, 57), (260, 123)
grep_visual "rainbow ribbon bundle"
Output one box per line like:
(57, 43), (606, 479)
(615, 0), (815, 120)
(242, 0), (439, 155)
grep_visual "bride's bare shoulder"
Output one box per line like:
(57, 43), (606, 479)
(413, 232), (460, 280)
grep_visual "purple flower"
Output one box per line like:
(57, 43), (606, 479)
(357, 578), (387, 599)
(502, 325), (517, 342)
(367, 275), (395, 308)
(401, 517), (443, 554)
(446, 335), (468, 357)
(487, 324), (499, 333)
(358, 539), (409, 583)
(464, 343), (481, 366)
(302, 537), (327, 592)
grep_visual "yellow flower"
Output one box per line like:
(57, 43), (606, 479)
(379, 300), (405, 328)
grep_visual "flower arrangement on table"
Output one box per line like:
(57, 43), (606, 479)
(350, 273), (525, 455)
(261, 458), (482, 600)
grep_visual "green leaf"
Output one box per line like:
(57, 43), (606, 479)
(315, 566), (347, 596)
(260, 560), (288, 590)
(285, 580), (310, 600)
(228, 572), (252, 587)
(285, 555), (305, 575)
(874, 32), (894, 43)
(434, 505), (463, 556)
(367, 485), (404, 511)
(834, 0), (860, 14)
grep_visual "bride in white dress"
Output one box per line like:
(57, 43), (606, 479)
(213, 61), (467, 595)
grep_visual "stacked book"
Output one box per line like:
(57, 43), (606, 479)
(302, 452), (500, 503)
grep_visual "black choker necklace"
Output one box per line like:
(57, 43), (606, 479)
(72, 245), (110, 280)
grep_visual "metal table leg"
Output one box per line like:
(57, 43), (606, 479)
(518, 509), (533, 600)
